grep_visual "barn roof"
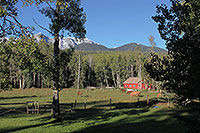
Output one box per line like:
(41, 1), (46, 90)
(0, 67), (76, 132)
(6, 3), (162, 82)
(123, 77), (141, 84)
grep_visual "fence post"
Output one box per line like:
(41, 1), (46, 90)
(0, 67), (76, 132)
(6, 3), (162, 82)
(147, 95), (149, 105)
(110, 97), (112, 110)
(84, 99), (86, 110)
(26, 102), (29, 114)
(70, 103), (73, 112)
(44, 105), (47, 113)
(37, 101), (39, 114)
(32, 102), (34, 114)
(74, 100), (77, 110)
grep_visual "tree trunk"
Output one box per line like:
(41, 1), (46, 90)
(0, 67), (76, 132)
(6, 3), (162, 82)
(52, 89), (60, 118)
(22, 75), (25, 89)
(88, 55), (92, 85)
(77, 54), (80, 90)
(33, 72), (36, 88)
(131, 64), (134, 77)
(138, 64), (142, 80)
(104, 70), (109, 88)
(112, 70), (116, 87)
(41, 74), (44, 88)
(13, 78), (16, 88)
(52, 36), (60, 118)
(9, 64), (12, 88)
(116, 73), (121, 88)
(52, 16), (61, 119)
(19, 77), (22, 89)
(39, 73), (41, 88)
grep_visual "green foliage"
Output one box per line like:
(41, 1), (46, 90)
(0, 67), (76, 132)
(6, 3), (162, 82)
(81, 51), (144, 88)
(0, 0), (41, 37)
(145, 0), (200, 102)
(0, 39), (149, 90)
(0, 36), (46, 90)
(38, 0), (86, 38)
(58, 48), (74, 88)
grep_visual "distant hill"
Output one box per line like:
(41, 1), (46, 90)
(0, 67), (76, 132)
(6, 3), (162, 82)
(111, 43), (167, 53)
(74, 43), (110, 51)
(75, 42), (167, 53)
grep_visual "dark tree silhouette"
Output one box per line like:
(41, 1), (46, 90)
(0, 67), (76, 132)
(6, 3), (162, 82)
(145, 0), (200, 102)
(38, 0), (86, 119)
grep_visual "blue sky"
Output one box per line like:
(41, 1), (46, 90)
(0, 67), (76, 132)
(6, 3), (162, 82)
(16, 0), (171, 49)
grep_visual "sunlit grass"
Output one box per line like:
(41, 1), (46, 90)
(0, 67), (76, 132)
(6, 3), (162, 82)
(0, 88), (188, 133)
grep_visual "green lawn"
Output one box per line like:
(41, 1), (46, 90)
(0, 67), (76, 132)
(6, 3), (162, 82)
(0, 89), (190, 133)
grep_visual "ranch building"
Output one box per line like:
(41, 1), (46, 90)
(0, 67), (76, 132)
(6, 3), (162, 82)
(123, 77), (147, 90)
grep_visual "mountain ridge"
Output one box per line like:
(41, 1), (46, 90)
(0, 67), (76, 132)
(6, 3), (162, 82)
(75, 42), (167, 53)
(33, 33), (167, 53)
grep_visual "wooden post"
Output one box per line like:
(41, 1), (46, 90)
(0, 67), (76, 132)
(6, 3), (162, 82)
(26, 102), (29, 114)
(84, 99), (86, 110)
(71, 103), (73, 111)
(37, 101), (39, 114)
(44, 105), (47, 113)
(34, 101), (36, 114)
(34, 102), (36, 114)
(32, 102), (34, 114)
(110, 97), (112, 110)
(147, 95), (149, 105)
(74, 100), (77, 110)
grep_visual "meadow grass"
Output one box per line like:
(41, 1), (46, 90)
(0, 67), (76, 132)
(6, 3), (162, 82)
(0, 88), (189, 133)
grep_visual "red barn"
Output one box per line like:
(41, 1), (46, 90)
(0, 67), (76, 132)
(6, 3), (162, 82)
(123, 77), (147, 90)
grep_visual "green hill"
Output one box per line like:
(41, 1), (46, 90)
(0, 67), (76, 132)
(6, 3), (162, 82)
(75, 42), (167, 53)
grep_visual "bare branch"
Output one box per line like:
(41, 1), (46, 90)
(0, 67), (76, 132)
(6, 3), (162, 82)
(33, 18), (53, 34)
(5, 18), (19, 27)
(46, 1), (55, 11)
(7, 14), (26, 35)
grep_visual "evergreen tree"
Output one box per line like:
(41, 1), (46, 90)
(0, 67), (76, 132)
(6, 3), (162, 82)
(145, 0), (200, 102)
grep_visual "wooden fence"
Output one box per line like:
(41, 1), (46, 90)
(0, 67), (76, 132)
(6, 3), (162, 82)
(0, 97), (152, 115)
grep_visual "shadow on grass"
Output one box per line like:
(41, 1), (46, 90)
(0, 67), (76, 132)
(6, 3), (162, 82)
(0, 95), (39, 100)
(72, 111), (185, 133)
(0, 98), (192, 133)
(0, 119), (58, 133)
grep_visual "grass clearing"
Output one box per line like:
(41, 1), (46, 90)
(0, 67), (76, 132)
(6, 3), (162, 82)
(0, 88), (190, 132)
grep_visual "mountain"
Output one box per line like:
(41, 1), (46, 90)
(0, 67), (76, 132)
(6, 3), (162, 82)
(111, 43), (167, 53)
(2, 33), (167, 53)
(33, 33), (167, 53)
(34, 32), (54, 44)
(0, 37), (8, 43)
(34, 33), (98, 49)
(75, 42), (167, 53)
(74, 43), (110, 51)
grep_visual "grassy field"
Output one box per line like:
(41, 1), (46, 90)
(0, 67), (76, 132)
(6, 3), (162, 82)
(0, 88), (190, 133)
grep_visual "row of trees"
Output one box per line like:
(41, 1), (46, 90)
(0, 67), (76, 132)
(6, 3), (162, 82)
(70, 51), (147, 89)
(1, 37), (153, 90)
(0, 37), (50, 89)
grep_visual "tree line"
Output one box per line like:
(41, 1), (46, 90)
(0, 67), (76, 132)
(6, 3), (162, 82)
(1, 37), (156, 90)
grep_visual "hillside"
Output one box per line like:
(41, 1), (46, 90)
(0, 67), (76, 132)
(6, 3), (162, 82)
(74, 42), (110, 51)
(112, 43), (167, 53)
(75, 42), (167, 53)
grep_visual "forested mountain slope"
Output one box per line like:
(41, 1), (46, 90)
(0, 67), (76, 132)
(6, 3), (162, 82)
(75, 42), (167, 53)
